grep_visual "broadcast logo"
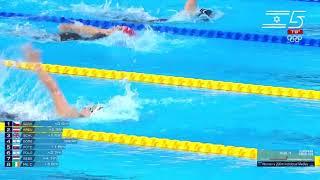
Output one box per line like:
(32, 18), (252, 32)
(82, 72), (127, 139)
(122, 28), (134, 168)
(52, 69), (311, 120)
(262, 10), (306, 43)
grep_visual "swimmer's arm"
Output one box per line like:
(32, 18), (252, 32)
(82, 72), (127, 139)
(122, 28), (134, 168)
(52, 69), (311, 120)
(23, 46), (81, 118)
(36, 66), (79, 118)
(184, 0), (197, 13)
(59, 24), (115, 36)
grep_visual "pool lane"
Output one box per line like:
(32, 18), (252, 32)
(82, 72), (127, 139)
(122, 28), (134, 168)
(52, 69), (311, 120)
(0, 137), (319, 180)
(1, 30), (319, 91)
(1, 69), (319, 151)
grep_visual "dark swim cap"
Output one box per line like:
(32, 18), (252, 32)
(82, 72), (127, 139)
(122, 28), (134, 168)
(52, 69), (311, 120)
(198, 8), (213, 17)
(122, 26), (135, 36)
(87, 105), (104, 113)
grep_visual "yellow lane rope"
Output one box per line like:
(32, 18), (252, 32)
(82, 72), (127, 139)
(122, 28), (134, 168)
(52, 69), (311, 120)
(61, 128), (257, 159)
(0, 122), (256, 159)
(3, 60), (320, 101)
(0, 122), (4, 132)
(316, 156), (320, 166)
(0, 122), (319, 165)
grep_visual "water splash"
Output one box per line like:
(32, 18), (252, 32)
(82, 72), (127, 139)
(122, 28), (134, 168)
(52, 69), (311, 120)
(0, 22), (57, 42)
(0, 58), (55, 120)
(76, 82), (141, 122)
(71, 1), (156, 22)
(0, 20), (188, 52)
(74, 81), (197, 123)
(140, 97), (193, 106)
(71, 1), (111, 17)
(0, 53), (9, 88)
(13, 22), (52, 39)
(169, 9), (224, 22)
(88, 27), (187, 52)
(0, 64), (141, 122)
(1, 53), (194, 122)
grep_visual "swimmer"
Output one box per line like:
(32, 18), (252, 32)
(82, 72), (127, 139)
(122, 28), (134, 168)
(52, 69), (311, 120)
(31, 23), (135, 42)
(57, 23), (135, 41)
(184, 0), (214, 19)
(22, 45), (102, 118)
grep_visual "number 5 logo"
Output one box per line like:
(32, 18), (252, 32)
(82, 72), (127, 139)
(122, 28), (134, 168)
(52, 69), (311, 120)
(288, 11), (306, 29)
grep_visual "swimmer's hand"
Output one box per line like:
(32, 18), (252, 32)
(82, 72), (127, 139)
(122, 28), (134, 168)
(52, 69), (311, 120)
(23, 44), (42, 72)
(23, 44), (41, 63)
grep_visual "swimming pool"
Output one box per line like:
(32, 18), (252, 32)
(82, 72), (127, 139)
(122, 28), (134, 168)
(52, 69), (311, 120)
(1, 0), (320, 179)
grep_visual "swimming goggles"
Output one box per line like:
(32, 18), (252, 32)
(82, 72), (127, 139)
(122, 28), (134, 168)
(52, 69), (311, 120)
(198, 8), (213, 17)
(88, 105), (104, 113)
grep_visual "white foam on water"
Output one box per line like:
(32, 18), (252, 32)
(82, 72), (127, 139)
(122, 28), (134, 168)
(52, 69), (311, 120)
(3, 0), (58, 12)
(88, 27), (187, 53)
(140, 97), (193, 106)
(75, 82), (141, 122)
(169, 9), (224, 22)
(1, 64), (140, 122)
(0, 55), (9, 88)
(13, 22), (49, 37)
(2, 80), (55, 120)
(1, 57), (196, 122)
(0, 22), (57, 42)
(71, 1), (111, 17)
(70, 0), (156, 22)
(73, 80), (200, 123)
(168, 11), (195, 22)
(0, 51), (55, 120)
(70, 0), (224, 23)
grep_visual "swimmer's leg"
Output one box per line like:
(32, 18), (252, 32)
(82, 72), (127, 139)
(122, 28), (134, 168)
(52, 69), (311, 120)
(184, 0), (197, 13)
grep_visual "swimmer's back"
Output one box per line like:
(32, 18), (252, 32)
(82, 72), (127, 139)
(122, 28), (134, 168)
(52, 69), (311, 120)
(59, 32), (107, 41)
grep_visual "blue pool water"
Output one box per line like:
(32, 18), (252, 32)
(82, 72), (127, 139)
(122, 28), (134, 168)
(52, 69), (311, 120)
(0, 0), (320, 179)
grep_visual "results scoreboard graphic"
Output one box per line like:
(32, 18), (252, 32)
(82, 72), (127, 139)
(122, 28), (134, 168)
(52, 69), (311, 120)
(4, 121), (77, 168)
(257, 150), (315, 167)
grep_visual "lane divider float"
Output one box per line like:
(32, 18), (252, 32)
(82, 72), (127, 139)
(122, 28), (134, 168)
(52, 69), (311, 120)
(3, 60), (320, 101)
(62, 128), (257, 159)
(0, 122), (257, 159)
(0, 11), (319, 47)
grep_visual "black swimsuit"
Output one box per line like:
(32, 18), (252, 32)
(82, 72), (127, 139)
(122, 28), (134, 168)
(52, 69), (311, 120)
(59, 32), (107, 41)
